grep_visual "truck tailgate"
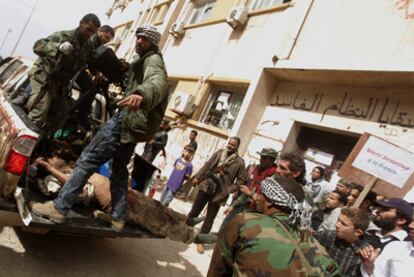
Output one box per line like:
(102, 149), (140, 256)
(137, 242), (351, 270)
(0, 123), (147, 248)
(13, 188), (164, 239)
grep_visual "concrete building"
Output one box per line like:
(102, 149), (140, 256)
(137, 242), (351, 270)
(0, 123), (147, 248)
(106, 0), (414, 196)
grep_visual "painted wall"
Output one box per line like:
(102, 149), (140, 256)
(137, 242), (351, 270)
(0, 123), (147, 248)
(285, 0), (414, 70)
(162, 0), (313, 79)
(244, 80), (414, 164)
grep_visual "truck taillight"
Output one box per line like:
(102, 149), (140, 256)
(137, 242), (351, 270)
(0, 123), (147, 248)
(4, 135), (37, 175)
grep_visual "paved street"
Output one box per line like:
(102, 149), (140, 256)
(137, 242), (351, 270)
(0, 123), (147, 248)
(0, 192), (224, 277)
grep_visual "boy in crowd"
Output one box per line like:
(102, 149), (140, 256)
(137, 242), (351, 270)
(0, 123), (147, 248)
(142, 119), (170, 162)
(160, 145), (195, 206)
(304, 166), (332, 209)
(315, 207), (370, 277)
(312, 190), (348, 232)
(189, 130), (198, 152)
(335, 179), (353, 195)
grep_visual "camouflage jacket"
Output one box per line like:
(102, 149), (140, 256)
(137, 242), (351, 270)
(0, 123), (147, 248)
(208, 211), (341, 277)
(28, 29), (94, 86)
(120, 50), (169, 143)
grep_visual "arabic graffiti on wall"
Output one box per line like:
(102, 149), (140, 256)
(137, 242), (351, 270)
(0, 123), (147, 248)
(269, 84), (414, 128)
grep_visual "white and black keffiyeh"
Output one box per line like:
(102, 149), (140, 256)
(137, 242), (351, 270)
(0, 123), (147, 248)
(261, 177), (312, 230)
(135, 24), (161, 46)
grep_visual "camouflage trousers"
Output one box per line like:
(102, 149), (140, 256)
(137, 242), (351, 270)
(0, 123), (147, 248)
(126, 190), (197, 244)
(27, 77), (69, 129)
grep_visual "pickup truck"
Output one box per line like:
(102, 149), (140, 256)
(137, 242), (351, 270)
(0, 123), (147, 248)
(0, 50), (162, 239)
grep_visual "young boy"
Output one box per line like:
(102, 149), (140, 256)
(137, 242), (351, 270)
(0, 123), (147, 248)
(160, 144), (195, 206)
(315, 207), (370, 277)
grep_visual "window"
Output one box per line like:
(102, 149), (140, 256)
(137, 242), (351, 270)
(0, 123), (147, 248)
(149, 2), (171, 24)
(247, 0), (291, 11)
(199, 86), (245, 131)
(149, 7), (160, 23)
(188, 0), (216, 25)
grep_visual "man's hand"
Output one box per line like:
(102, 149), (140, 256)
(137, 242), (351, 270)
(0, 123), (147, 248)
(223, 206), (233, 215)
(192, 177), (199, 186)
(35, 157), (51, 171)
(239, 185), (251, 196)
(59, 42), (73, 55)
(117, 94), (143, 111)
(360, 245), (381, 275)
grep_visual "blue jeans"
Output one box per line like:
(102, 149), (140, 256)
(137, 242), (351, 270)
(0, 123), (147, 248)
(54, 113), (135, 220)
(160, 186), (175, 206)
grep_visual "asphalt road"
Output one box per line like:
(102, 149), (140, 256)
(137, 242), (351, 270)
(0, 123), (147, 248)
(0, 193), (219, 277)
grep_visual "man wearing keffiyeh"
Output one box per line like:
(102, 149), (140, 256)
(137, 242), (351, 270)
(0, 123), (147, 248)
(208, 175), (340, 277)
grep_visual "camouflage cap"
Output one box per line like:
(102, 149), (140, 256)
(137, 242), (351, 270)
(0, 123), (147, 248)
(257, 148), (278, 159)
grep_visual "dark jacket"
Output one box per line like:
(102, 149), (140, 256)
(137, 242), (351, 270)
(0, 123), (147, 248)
(195, 149), (247, 204)
(121, 50), (169, 143)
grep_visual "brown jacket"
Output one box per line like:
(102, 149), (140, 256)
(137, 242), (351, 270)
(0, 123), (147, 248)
(195, 149), (247, 204)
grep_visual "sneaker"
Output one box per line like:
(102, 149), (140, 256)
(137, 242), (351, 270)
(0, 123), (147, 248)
(196, 243), (205, 254)
(194, 233), (218, 245)
(111, 219), (125, 232)
(186, 215), (206, 227)
(31, 201), (65, 224)
(93, 210), (125, 232)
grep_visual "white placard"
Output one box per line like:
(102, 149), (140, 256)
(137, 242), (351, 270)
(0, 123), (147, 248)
(352, 136), (414, 188)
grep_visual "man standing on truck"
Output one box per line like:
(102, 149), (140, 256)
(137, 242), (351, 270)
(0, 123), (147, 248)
(32, 24), (169, 232)
(26, 13), (101, 128)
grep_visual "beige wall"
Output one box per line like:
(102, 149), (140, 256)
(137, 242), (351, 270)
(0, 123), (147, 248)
(162, 0), (313, 79)
(244, 79), (414, 163)
(284, 0), (414, 70)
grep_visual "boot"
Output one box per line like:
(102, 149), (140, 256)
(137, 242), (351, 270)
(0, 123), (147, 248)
(93, 210), (125, 232)
(31, 201), (65, 224)
(194, 233), (218, 245)
(196, 243), (205, 254)
(186, 215), (206, 227)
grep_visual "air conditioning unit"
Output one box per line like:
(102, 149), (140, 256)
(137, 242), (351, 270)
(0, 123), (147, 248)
(169, 21), (186, 38)
(226, 6), (249, 29)
(171, 92), (195, 116)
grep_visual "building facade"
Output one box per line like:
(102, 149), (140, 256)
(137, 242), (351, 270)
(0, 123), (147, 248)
(106, 0), (414, 196)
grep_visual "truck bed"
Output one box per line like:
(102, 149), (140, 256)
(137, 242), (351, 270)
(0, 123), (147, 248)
(3, 187), (163, 239)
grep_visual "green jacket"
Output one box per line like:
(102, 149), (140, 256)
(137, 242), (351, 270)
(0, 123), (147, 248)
(208, 211), (340, 277)
(120, 50), (169, 143)
(28, 29), (94, 86)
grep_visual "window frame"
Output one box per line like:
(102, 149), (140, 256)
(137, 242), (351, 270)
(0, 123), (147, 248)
(187, 0), (216, 25)
(199, 85), (246, 131)
(247, 0), (291, 11)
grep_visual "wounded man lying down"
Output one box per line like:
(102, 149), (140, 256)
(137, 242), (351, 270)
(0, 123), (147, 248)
(31, 156), (216, 245)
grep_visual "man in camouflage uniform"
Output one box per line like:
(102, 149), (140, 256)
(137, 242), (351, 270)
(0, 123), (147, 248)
(32, 24), (170, 232)
(27, 13), (101, 128)
(208, 176), (340, 277)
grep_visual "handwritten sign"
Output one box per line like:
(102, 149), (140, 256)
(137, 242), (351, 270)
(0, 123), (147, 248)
(339, 133), (414, 198)
(352, 136), (414, 188)
(270, 84), (414, 128)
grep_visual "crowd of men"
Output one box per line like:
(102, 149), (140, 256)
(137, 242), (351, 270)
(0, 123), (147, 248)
(21, 12), (413, 277)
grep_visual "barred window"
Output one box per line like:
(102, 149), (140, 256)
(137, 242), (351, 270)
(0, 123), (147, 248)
(247, 0), (291, 11)
(188, 0), (216, 25)
(199, 86), (245, 131)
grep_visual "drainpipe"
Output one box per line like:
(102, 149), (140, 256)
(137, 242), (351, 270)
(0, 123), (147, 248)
(277, 0), (315, 60)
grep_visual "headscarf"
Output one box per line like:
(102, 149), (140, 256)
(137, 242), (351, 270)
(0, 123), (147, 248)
(261, 177), (312, 230)
(135, 24), (161, 47)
